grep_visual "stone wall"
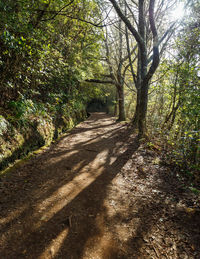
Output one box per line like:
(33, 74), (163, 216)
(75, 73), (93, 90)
(0, 109), (87, 171)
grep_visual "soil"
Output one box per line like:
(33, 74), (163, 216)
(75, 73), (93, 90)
(0, 113), (200, 259)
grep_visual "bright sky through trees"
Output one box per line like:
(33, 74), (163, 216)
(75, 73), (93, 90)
(170, 2), (185, 21)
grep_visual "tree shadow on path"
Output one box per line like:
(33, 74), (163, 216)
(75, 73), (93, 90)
(1, 113), (199, 259)
(0, 113), (139, 258)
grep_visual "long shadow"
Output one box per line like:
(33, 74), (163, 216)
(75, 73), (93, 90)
(12, 136), (139, 258)
(0, 113), (138, 258)
(56, 117), (118, 140)
(1, 112), (199, 258)
(44, 123), (125, 162)
(0, 117), (126, 213)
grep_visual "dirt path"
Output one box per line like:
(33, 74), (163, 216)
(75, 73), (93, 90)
(0, 113), (200, 258)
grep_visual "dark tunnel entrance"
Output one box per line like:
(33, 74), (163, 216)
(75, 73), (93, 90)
(86, 99), (107, 113)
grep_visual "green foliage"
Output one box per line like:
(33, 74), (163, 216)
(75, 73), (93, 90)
(0, 0), (106, 118)
(147, 1), (200, 176)
(189, 187), (200, 195)
(148, 57), (199, 174)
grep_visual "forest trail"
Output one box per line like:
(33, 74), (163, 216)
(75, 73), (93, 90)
(0, 113), (199, 259)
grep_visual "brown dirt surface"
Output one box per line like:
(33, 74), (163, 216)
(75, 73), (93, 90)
(0, 113), (200, 259)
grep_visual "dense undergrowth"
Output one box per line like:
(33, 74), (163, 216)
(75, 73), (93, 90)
(0, 0), (115, 171)
(0, 97), (87, 171)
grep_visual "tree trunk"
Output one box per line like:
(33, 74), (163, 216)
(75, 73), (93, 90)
(114, 91), (118, 116)
(126, 96), (133, 118)
(109, 0), (160, 135)
(167, 102), (180, 130)
(117, 85), (126, 121)
(138, 81), (149, 136)
(132, 89), (140, 126)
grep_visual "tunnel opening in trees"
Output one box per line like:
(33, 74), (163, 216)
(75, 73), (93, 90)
(86, 99), (107, 113)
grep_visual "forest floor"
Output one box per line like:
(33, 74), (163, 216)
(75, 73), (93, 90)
(0, 113), (200, 259)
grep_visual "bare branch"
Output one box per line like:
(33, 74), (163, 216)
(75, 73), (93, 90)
(147, 22), (176, 64)
(109, 0), (143, 47)
(125, 5), (137, 86)
(41, 0), (75, 21)
(145, 0), (160, 82)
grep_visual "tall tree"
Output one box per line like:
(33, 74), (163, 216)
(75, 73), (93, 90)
(107, 0), (176, 135)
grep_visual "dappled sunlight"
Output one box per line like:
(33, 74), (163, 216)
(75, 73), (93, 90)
(109, 156), (117, 165)
(81, 125), (123, 146)
(39, 228), (69, 259)
(0, 204), (26, 225)
(83, 231), (119, 259)
(82, 206), (120, 259)
(0, 113), (139, 258)
(89, 149), (109, 166)
(35, 150), (109, 229)
(35, 167), (104, 226)
(42, 149), (79, 167)
(0, 205), (28, 248)
(70, 160), (86, 173)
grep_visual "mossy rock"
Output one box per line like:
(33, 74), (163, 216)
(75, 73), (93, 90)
(0, 107), (87, 173)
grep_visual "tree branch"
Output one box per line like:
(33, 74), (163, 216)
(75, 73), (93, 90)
(125, 5), (137, 86)
(147, 22), (176, 64)
(85, 79), (114, 84)
(145, 0), (159, 82)
(109, 0), (143, 47)
(41, 0), (75, 21)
